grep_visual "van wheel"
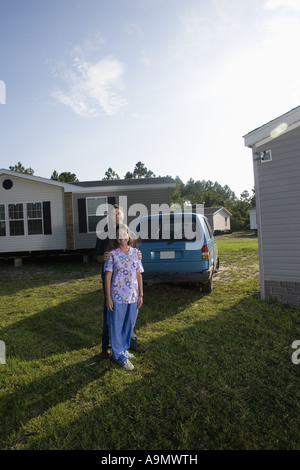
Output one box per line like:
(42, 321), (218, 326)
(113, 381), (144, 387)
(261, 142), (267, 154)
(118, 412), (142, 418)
(202, 276), (213, 294)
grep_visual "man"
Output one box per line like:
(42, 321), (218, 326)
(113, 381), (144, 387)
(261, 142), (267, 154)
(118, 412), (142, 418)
(94, 203), (145, 357)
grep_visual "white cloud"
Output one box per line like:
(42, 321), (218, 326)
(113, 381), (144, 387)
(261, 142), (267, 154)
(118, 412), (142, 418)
(51, 56), (127, 118)
(264, 0), (300, 11)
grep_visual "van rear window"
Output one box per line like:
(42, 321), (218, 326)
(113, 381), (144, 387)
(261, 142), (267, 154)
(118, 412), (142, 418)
(136, 216), (200, 243)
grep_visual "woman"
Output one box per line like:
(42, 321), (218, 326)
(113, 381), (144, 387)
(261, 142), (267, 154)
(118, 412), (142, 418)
(104, 224), (144, 370)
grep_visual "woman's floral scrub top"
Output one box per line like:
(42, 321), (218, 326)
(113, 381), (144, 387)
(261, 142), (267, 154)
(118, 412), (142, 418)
(104, 247), (144, 304)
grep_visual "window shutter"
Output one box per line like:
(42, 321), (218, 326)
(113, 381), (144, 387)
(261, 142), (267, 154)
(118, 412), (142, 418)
(43, 201), (52, 235)
(108, 197), (116, 206)
(78, 198), (87, 233)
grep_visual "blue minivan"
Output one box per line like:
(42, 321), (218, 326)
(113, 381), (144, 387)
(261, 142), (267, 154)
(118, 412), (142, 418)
(135, 212), (219, 293)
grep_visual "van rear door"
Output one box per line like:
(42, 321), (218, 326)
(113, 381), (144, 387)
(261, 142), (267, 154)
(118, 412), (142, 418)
(136, 213), (208, 274)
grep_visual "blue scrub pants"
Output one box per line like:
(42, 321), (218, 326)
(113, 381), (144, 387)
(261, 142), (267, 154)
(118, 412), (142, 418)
(107, 302), (138, 365)
(101, 273), (139, 352)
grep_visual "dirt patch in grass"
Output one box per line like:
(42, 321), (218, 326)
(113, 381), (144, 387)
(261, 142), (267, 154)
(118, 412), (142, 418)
(215, 263), (259, 285)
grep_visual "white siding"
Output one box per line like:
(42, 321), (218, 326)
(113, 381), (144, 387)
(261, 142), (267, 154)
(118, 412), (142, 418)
(255, 126), (300, 283)
(213, 209), (231, 231)
(0, 175), (66, 253)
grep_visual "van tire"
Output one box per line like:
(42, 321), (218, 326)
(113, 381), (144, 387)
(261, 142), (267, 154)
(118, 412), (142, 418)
(202, 276), (213, 294)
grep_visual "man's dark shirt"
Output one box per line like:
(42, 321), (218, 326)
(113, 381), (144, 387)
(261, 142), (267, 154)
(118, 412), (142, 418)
(94, 224), (110, 279)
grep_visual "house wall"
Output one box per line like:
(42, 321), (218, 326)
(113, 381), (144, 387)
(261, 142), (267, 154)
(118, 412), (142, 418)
(254, 125), (300, 305)
(72, 187), (172, 250)
(0, 174), (67, 253)
(213, 209), (231, 232)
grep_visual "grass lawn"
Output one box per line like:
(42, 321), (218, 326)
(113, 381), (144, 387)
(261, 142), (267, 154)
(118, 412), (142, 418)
(1, 232), (300, 450)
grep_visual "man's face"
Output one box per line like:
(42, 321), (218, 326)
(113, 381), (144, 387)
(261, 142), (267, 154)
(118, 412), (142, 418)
(111, 208), (124, 225)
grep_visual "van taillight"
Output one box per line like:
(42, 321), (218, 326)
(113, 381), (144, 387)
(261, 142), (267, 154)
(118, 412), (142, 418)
(202, 244), (209, 260)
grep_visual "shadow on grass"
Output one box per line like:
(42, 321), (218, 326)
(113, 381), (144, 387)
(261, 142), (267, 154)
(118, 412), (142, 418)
(0, 283), (206, 449)
(2, 290), (300, 450)
(0, 259), (100, 297)
(0, 354), (112, 449)
(0, 282), (202, 361)
(1, 290), (102, 360)
(216, 232), (257, 239)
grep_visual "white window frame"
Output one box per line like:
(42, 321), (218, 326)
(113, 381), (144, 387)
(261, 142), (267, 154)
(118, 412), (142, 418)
(86, 196), (108, 233)
(0, 204), (6, 237)
(1, 201), (45, 237)
(26, 202), (43, 235)
(8, 202), (25, 236)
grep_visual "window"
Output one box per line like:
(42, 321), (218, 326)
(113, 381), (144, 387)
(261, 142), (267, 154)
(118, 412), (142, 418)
(87, 197), (107, 232)
(2, 179), (13, 190)
(2, 201), (51, 237)
(0, 204), (6, 236)
(27, 202), (43, 235)
(204, 219), (214, 239)
(9, 204), (24, 236)
(137, 215), (200, 243)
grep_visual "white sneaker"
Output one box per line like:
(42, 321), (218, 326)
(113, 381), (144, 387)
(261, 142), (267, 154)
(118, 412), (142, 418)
(122, 360), (134, 370)
(126, 351), (135, 359)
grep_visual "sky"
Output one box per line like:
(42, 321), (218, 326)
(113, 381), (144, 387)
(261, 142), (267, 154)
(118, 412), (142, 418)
(1, 0), (300, 198)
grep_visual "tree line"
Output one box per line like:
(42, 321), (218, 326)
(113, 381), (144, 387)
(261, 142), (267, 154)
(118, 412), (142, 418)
(8, 162), (78, 183)
(9, 161), (255, 231)
(104, 163), (257, 231)
(170, 176), (255, 231)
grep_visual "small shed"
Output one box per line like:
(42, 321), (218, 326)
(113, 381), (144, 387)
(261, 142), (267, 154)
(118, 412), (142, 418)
(204, 207), (231, 234)
(244, 105), (300, 306)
